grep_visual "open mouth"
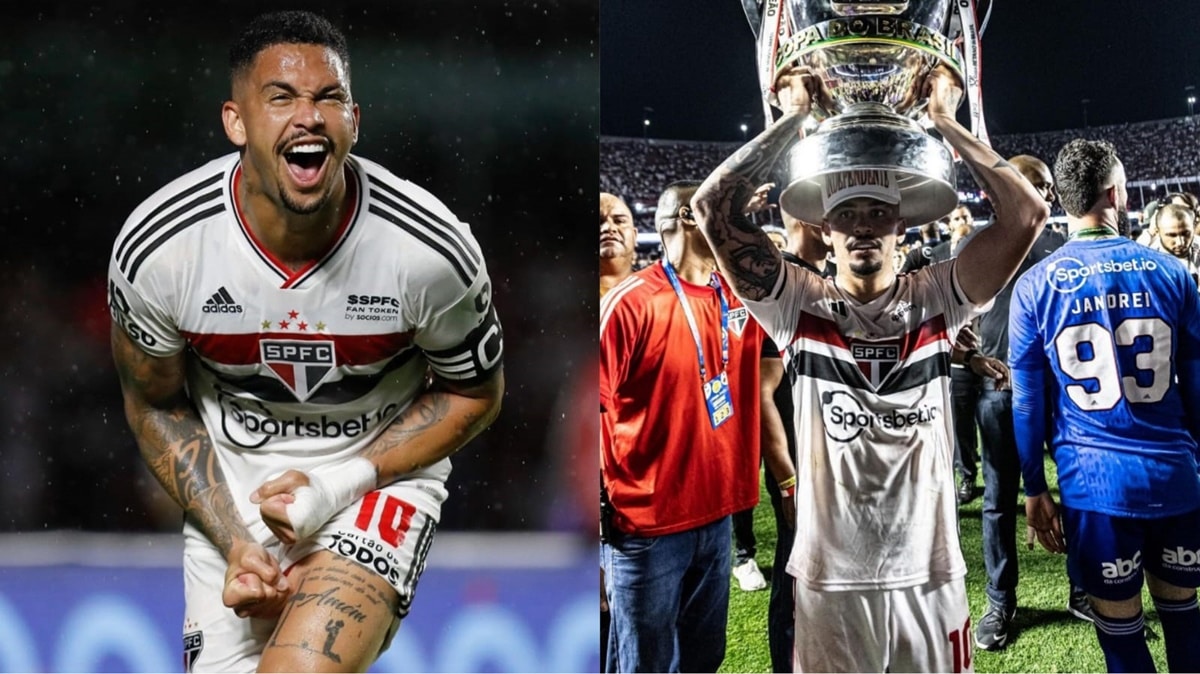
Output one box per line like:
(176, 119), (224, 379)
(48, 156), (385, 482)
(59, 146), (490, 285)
(283, 142), (329, 187)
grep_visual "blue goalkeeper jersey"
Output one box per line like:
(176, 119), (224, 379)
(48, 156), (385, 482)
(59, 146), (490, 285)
(1009, 236), (1200, 517)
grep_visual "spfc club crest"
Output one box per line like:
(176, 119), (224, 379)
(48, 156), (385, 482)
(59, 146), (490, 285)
(851, 340), (899, 388)
(728, 307), (749, 337)
(260, 339), (337, 402)
(183, 631), (203, 672)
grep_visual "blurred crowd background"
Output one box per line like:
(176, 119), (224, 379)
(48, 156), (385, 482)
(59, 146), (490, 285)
(602, 115), (1200, 234)
(0, 0), (597, 533)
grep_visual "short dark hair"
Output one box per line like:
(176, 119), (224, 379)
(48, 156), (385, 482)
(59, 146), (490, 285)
(229, 11), (350, 83)
(1053, 139), (1121, 217)
(655, 180), (703, 232)
(1165, 191), (1200, 214)
(1159, 203), (1196, 229)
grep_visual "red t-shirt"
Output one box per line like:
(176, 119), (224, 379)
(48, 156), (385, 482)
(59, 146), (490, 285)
(599, 262), (763, 537)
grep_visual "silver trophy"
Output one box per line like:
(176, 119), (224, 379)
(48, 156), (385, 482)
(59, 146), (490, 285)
(743, 0), (990, 226)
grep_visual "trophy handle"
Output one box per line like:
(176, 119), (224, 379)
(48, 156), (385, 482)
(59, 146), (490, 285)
(951, 0), (989, 145)
(742, 0), (764, 39)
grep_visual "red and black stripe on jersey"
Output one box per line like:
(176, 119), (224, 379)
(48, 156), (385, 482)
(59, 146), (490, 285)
(782, 310), (953, 396)
(181, 328), (419, 404)
(195, 347), (423, 405)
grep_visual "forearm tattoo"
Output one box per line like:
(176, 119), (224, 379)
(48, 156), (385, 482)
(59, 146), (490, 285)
(964, 157), (1018, 203)
(139, 411), (243, 555)
(363, 377), (499, 480)
(113, 325), (249, 556)
(695, 115), (803, 300)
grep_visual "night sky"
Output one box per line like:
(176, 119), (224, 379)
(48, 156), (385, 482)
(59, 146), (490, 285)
(601, 0), (1200, 141)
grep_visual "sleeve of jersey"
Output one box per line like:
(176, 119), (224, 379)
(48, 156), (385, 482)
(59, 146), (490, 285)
(107, 249), (186, 358)
(1007, 279), (1050, 496)
(1176, 279), (1200, 443)
(944, 258), (996, 317)
(742, 263), (807, 352)
(416, 262), (504, 387)
(599, 286), (638, 414)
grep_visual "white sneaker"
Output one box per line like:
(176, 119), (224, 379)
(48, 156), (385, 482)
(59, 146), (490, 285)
(732, 559), (768, 592)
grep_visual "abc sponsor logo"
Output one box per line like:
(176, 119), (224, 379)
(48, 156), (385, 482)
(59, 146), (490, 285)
(1162, 546), (1200, 568)
(819, 390), (939, 443)
(1045, 256), (1159, 293)
(1101, 551), (1141, 581)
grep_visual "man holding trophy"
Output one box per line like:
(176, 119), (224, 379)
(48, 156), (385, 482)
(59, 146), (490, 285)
(692, 1), (1048, 670)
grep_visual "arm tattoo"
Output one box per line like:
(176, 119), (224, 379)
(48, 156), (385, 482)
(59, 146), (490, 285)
(138, 410), (243, 554)
(361, 371), (502, 480)
(696, 115), (803, 301)
(112, 324), (250, 556)
(964, 157), (1018, 200)
(383, 391), (452, 438)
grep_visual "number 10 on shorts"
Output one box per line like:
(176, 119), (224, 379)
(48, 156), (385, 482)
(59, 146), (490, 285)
(948, 616), (973, 673)
(354, 491), (417, 548)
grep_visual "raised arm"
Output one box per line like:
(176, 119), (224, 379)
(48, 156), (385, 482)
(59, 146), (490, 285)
(111, 322), (288, 616)
(926, 67), (1050, 304)
(692, 69), (821, 301)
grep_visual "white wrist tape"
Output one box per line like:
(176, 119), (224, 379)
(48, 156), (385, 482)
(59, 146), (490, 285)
(286, 457), (377, 541)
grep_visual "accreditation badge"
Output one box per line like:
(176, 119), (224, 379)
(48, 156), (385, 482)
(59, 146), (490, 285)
(703, 371), (734, 429)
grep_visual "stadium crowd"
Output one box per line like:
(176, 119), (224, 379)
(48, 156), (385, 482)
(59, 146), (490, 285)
(602, 114), (1200, 235)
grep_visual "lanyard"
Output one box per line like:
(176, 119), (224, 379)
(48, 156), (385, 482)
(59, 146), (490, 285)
(661, 259), (729, 381)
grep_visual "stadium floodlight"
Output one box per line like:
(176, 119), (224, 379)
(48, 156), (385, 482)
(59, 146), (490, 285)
(1189, 95), (1196, 116)
(740, 123), (748, 140)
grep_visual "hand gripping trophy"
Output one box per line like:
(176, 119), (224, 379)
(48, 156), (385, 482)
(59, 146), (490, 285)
(742, 0), (993, 226)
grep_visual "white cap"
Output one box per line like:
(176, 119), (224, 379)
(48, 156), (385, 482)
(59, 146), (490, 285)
(821, 169), (901, 215)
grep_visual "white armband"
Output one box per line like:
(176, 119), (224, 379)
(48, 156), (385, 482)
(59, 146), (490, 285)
(286, 457), (377, 541)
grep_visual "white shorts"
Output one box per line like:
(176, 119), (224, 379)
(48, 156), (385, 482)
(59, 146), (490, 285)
(182, 477), (447, 673)
(793, 578), (973, 673)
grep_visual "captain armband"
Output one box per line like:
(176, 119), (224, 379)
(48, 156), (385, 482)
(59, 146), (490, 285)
(424, 304), (504, 385)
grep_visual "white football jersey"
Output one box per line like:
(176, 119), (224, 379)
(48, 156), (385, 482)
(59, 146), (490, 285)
(745, 261), (986, 590)
(108, 152), (502, 537)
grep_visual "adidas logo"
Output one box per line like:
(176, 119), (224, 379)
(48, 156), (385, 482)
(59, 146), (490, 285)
(203, 286), (244, 314)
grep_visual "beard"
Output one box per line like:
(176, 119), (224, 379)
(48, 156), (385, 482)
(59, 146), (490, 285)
(1116, 207), (1131, 238)
(280, 185), (331, 215)
(849, 258), (883, 276)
